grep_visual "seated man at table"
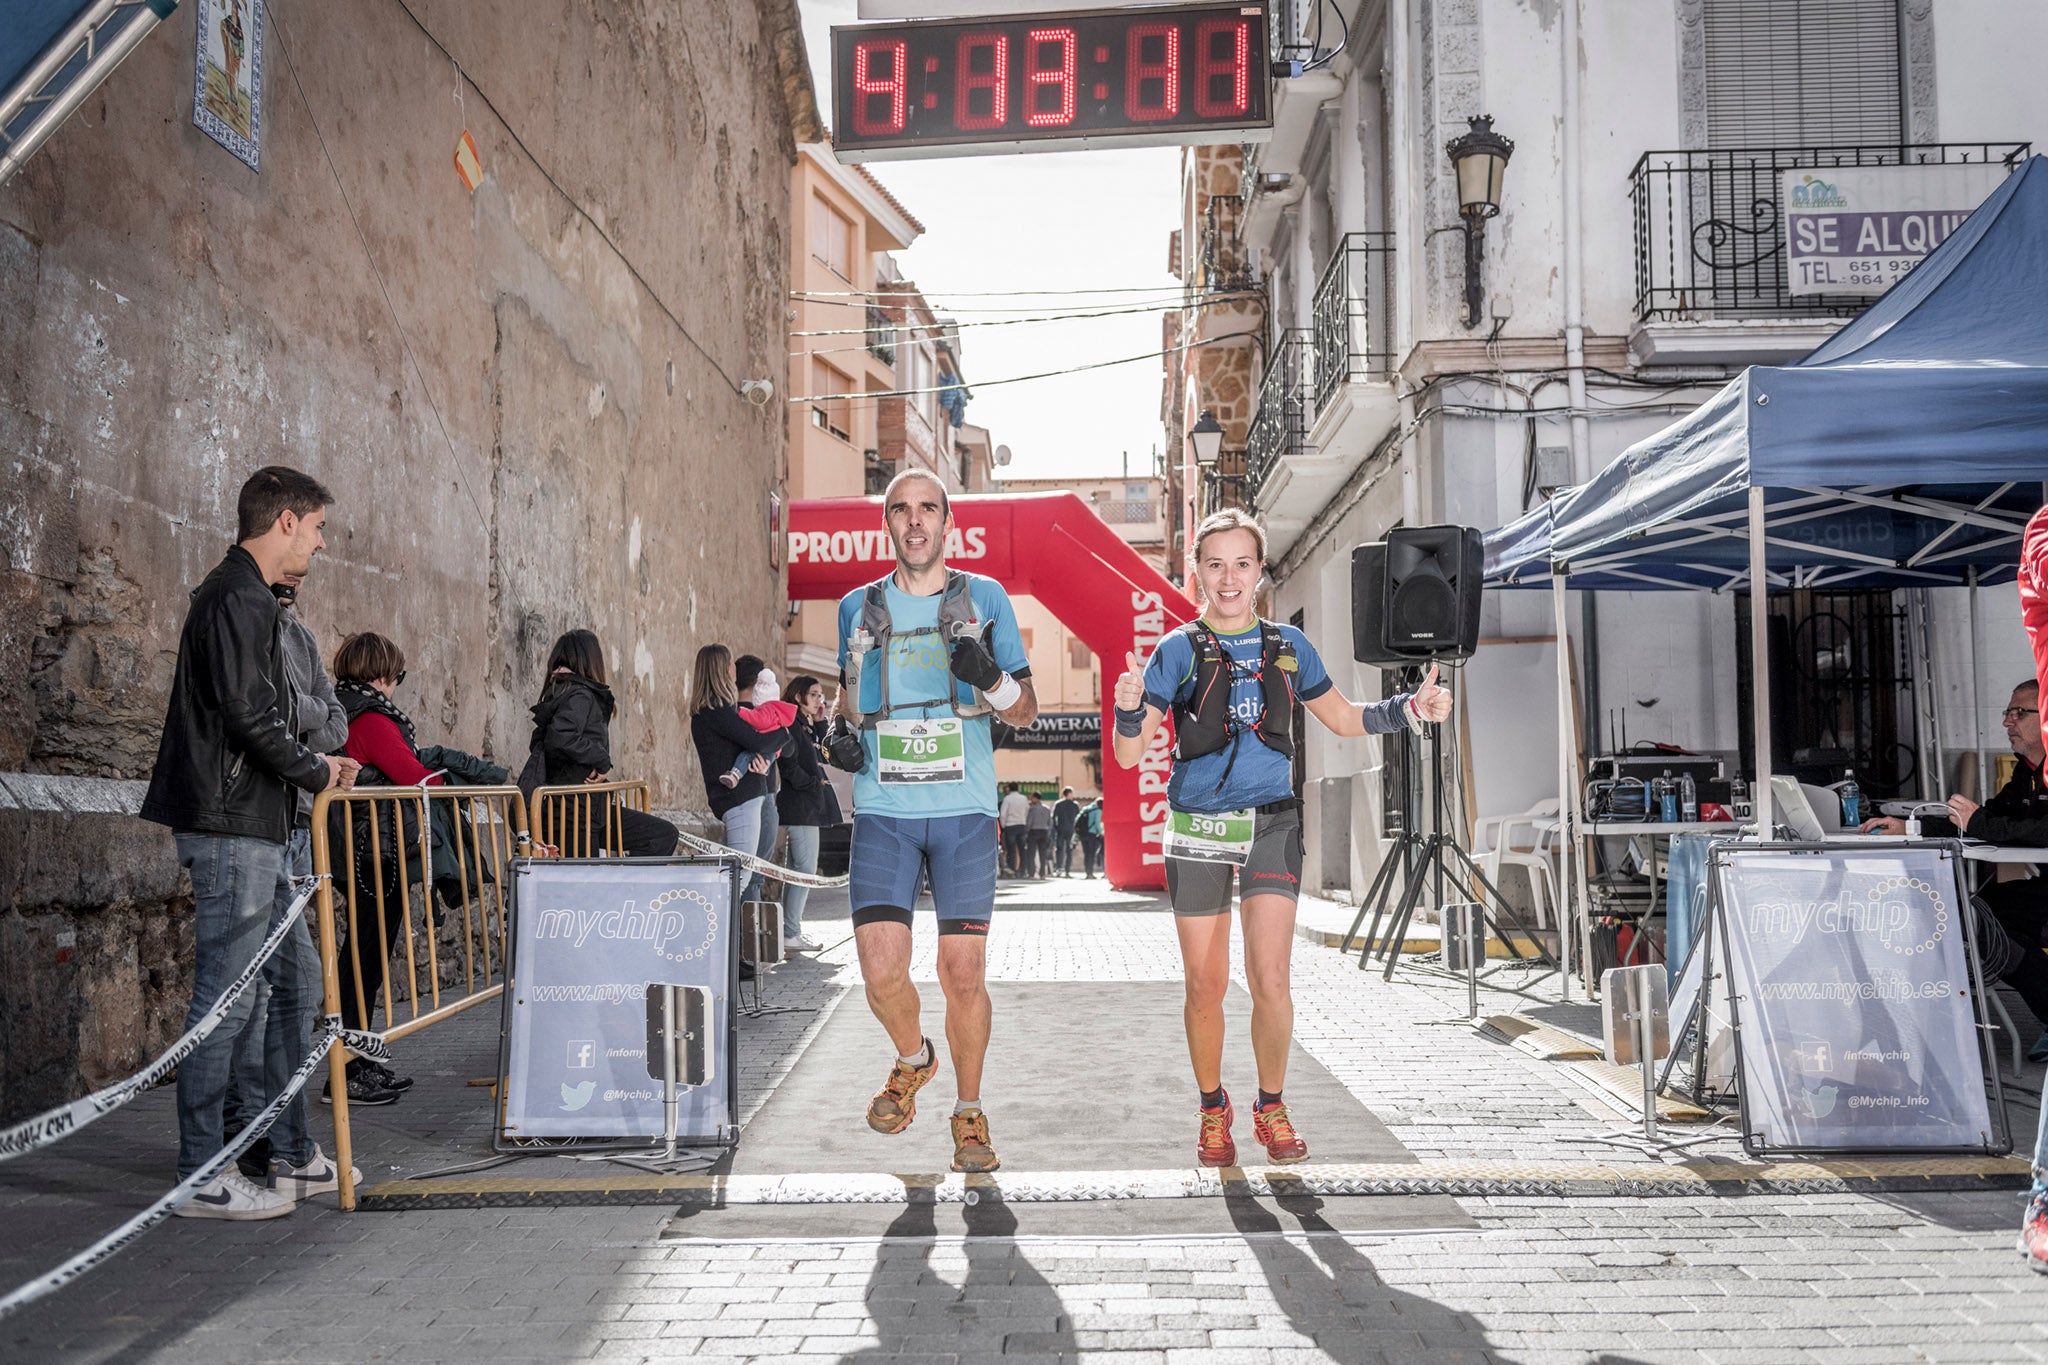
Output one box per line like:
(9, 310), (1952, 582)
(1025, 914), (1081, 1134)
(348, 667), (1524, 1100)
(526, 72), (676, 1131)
(1865, 678), (2048, 1041)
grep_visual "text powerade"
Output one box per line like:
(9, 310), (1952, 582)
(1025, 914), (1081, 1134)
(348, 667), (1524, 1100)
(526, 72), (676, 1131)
(830, 4), (1272, 162)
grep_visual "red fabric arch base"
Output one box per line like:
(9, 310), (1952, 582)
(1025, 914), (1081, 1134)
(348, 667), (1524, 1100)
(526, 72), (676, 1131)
(786, 493), (1197, 891)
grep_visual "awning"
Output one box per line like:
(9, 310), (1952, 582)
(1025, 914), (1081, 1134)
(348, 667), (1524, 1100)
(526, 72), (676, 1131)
(2, 1), (178, 186)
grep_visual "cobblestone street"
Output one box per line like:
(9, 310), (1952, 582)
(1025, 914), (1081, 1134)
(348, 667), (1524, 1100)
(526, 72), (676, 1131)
(4, 877), (2044, 1363)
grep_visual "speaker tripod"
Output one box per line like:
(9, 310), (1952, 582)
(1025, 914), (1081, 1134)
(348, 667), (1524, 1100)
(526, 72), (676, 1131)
(1339, 671), (1557, 985)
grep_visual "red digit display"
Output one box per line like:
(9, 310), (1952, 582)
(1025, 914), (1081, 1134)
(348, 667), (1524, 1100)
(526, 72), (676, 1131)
(1193, 19), (1249, 118)
(1124, 22), (1180, 122)
(1024, 27), (1077, 128)
(954, 32), (1009, 131)
(851, 39), (907, 136)
(831, 4), (1268, 160)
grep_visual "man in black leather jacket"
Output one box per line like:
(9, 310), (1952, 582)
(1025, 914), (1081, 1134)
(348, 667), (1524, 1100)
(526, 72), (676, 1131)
(142, 466), (359, 1220)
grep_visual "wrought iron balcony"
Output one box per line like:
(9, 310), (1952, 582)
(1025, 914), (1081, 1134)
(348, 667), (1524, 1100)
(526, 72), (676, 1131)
(1630, 142), (2028, 324)
(1310, 233), (1395, 413)
(865, 305), (897, 365)
(1244, 330), (1311, 502)
(1198, 195), (1257, 296)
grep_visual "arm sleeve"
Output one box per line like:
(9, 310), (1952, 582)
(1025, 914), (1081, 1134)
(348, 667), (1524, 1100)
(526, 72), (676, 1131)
(1965, 805), (2048, 847)
(1359, 695), (1413, 736)
(1141, 633), (1194, 713)
(1289, 629), (1333, 702)
(207, 598), (329, 793)
(544, 690), (612, 772)
(415, 745), (510, 786)
(778, 733), (820, 790)
(348, 714), (444, 785)
(705, 705), (787, 756)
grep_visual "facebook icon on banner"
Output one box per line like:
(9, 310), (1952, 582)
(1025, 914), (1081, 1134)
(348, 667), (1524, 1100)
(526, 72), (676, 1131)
(567, 1040), (596, 1069)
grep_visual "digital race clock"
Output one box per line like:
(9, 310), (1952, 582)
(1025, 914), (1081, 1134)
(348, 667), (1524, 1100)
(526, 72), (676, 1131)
(830, 3), (1273, 162)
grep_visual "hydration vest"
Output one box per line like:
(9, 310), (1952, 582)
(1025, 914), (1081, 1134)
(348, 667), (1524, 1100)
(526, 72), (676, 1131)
(843, 569), (995, 730)
(1168, 618), (1297, 764)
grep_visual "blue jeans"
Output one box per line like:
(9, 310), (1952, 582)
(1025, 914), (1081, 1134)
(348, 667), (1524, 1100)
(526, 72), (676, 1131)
(229, 828), (318, 1168)
(174, 833), (286, 1179)
(753, 797), (781, 905)
(722, 795), (766, 904)
(782, 825), (820, 940)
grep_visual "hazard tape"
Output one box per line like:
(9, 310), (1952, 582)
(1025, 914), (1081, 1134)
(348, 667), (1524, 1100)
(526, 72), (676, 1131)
(0, 878), (322, 1163)
(0, 1021), (343, 1319)
(674, 829), (849, 889)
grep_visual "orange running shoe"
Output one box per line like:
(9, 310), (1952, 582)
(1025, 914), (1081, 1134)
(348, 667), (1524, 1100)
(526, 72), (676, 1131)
(1196, 1096), (1237, 1168)
(950, 1107), (1000, 1172)
(1252, 1101), (1308, 1163)
(866, 1040), (937, 1134)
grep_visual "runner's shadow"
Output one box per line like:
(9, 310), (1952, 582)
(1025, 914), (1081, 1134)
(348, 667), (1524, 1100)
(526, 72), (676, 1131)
(1226, 1192), (1513, 1364)
(841, 1196), (1077, 1362)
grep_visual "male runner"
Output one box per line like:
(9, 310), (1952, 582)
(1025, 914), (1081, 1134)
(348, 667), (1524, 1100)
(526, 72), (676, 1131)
(825, 469), (1036, 1171)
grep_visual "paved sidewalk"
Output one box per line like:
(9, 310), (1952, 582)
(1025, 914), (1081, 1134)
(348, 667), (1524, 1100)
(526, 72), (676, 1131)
(3, 874), (2043, 1363)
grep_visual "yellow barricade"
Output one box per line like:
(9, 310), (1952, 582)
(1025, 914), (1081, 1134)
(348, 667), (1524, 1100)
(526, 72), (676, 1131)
(310, 783), (529, 1211)
(526, 778), (653, 857)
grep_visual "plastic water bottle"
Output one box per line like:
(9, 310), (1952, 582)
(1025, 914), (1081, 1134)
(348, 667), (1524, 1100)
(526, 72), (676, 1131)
(1840, 769), (1861, 827)
(1658, 769), (1678, 823)
(1679, 771), (1698, 823)
(1730, 776), (1752, 821)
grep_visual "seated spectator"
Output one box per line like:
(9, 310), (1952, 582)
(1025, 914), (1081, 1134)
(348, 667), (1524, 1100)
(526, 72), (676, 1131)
(329, 631), (509, 1106)
(519, 628), (680, 857)
(720, 697), (800, 788)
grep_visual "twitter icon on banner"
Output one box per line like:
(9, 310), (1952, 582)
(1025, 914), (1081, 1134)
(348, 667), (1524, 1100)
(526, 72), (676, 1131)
(560, 1080), (596, 1112)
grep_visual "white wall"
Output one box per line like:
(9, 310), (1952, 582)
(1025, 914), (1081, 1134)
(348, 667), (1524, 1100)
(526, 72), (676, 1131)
(1933, 2), (2048, 147)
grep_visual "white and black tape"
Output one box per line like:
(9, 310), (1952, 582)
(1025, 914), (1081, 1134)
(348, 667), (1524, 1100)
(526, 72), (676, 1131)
(673, 830), (850, 889)
(323, 1019), (391, 1064)
(0, 878), (321, 1164)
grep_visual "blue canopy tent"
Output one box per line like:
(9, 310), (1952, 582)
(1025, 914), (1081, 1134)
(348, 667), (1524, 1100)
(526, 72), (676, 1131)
(2, 1), (178, 186)
(1483, 152), (2048, 991)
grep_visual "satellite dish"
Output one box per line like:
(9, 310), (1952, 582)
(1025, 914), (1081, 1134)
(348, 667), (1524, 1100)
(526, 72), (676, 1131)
(994, 444), (1013, 466)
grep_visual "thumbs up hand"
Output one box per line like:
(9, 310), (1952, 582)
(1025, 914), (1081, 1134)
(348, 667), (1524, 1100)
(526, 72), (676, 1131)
(1411, 662), (1453, 722)
(1113, 649), (1148, 714)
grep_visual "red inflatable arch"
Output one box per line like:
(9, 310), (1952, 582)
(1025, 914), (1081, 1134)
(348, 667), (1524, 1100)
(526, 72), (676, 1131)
(786, 492), (1197, 891)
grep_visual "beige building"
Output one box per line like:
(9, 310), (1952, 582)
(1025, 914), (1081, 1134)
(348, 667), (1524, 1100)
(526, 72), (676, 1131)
(990, 473), (1170, 799)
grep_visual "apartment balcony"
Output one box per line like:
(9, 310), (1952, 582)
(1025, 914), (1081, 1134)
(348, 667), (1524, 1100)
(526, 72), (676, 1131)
(1244, 330), (1310, 505)
(865, 305), (896, 366)
(1628, 142), (2028, 366)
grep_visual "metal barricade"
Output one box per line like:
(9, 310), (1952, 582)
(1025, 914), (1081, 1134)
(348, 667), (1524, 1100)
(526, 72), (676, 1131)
(527, 778), (653, 857)
(309, 783), (528, 1210)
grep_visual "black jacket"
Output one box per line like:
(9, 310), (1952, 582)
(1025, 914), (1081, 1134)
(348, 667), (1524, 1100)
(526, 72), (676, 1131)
(1054, 797), (1080, 838)
(691, 703), (787, 818)
(777, 720), (844, 828)
(520, 674), (616, 795)
(1967, 756), (2048, 846)
(142, 546), (330, 843)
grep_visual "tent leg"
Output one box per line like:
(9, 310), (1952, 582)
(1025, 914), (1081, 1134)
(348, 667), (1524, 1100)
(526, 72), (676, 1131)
(1748, 487), (1774, 833)
(1970, 568), (1990, 801)
(1553, 573), (1575, 1003)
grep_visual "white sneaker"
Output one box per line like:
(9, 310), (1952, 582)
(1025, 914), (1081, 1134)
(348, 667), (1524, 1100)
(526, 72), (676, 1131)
(272, 1143), (364, 1200)
(788, 933), (823, 951)
(174, 1170), (296, 1220)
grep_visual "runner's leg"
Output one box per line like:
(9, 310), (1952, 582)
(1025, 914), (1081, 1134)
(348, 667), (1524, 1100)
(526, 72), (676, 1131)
(1174, 910), (1233, 1093)
(936, 933), (991, 1101)
(854, 917), (923, 1056)
(1240, 891), (1298, 1095)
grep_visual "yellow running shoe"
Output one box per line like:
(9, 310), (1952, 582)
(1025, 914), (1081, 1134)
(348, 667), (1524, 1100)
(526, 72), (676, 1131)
(950, 1107), (1000, 1172)
(866, 1040), (937, 1134)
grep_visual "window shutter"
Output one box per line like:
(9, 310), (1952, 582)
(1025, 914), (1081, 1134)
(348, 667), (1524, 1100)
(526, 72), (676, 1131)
(1702, 0), (1902, 147)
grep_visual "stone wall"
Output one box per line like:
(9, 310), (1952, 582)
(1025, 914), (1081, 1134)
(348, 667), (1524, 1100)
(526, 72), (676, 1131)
(0, 0), (814, 1112)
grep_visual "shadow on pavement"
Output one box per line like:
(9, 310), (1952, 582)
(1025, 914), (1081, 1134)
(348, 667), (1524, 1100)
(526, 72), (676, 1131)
(843, 1198), (1079, 1361)
(1227, 1192), (1514, 1364)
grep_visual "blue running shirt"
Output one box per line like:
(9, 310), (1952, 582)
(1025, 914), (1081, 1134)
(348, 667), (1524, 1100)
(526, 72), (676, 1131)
(1143, 619), (1331, 814)
(837, 573), (1030, 819)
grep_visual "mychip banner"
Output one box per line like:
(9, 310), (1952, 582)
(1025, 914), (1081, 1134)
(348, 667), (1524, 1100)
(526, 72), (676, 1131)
(1711, 843), (2006, 1155)
(498, 857), (739, 1147)
(1782, 162), (2007, 296)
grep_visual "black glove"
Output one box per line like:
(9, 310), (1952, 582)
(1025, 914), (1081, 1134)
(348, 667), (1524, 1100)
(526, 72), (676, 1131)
(948, 622), (1006, 692)
(824, 716), (866, 773)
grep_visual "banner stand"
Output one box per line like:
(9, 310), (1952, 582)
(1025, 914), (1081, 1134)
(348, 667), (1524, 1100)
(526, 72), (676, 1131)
(1710, 840), (2011, 1158)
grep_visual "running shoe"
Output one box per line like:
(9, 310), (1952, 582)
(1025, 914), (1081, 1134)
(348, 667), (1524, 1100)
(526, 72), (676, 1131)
(2020, 1189), (2048, 1274)
(866, 1039), (937, 1134)
(364, 1060), (414, 1092)
(174, 1171), (296, 1221)
(950, 1107), (1000, 1172)
(272, 1143), (365, 1201)
(1252, 1102), (1309, 1164)
(1196, 1096), (1237, 1168)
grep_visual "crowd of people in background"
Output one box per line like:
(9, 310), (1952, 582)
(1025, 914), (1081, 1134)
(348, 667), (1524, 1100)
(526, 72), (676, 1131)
(996, 781), (1103, 878)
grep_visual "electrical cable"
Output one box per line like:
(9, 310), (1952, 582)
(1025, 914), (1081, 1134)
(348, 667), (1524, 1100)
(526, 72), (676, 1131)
(791, 283), (1228, 299)
(790, 289), (1247, 314)
(791, 295), (1254, 336)
(791, 328), (1262, 403)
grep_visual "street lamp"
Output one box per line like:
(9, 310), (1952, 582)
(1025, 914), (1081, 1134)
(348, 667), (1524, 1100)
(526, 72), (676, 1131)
(1446, 115), (1514, 330)
(1188, 409), (1224, 468)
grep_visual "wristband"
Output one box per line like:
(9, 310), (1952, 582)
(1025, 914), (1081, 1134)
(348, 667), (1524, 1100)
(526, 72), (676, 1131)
(983, 673), (1022, 711)
(1114, 706), (1147, 738)
(1401, 696), (1428, 735)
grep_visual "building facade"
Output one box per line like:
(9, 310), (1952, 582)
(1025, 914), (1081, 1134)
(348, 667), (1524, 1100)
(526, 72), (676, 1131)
(1171, 0), (2048, 897)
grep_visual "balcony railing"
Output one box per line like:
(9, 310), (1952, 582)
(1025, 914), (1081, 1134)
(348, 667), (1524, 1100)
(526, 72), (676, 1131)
(1265, 0), (1322, 66)
(1244, 330), (1312, 502)
(1203, 471), (1250, 517)
(1311, 233), (1395, 412)
(865, 305), (897, 365)
(1630, 142), (2028, 324)
(1199, 195), (1257, 296)
(1091, 499), (1158, 525)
